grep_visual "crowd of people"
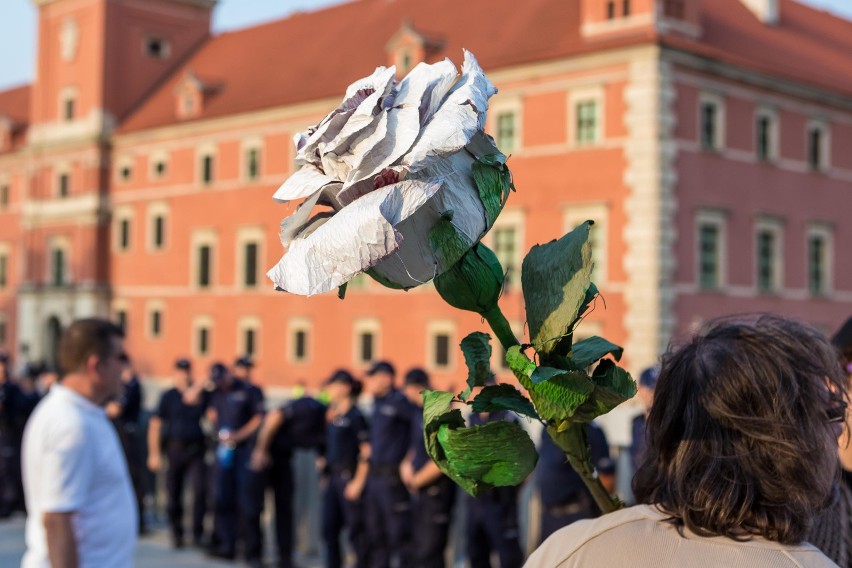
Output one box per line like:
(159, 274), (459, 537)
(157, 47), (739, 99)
(6, 313), (852, 568)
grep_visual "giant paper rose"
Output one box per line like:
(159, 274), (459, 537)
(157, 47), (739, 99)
(267, 50), (505, 296)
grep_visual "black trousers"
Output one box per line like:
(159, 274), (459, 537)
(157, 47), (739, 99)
(364, 470), (412, 568)
(0, 434), (19, 517)
(411, 475), (456, 568)
(466, 490), (523, 568)
(322, 471), (367, 568)
(165, 441), (207, 542)
(268, 455), (294, 568)
(213, 444), (262, 560)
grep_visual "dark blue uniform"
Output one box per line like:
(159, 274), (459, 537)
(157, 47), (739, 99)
(322, 405), (369, 568)
(409, 407), (455, 568)
(209, 379), (264, 560)
(537, 424), (614, 542)
(0, 380), (24, 517)
(268, 396), (327, 568)
(155, 387), (209, 545)
(365, 389), (414, 568)
(465, 411), (523, 568)
(113, 376), (145, 532)
(630, 413), (647, 474)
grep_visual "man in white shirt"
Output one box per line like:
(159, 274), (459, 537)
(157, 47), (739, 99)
(21, 318), (137, 568)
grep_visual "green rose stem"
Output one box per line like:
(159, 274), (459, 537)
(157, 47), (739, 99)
(547, 423), (622, 514)
(481, 305), (520, 350)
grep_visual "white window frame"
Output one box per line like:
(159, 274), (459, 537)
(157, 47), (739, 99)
(197, 145), (217, 187)
(353, 318), (381, 367)
(241, 138), (264, 182)
(695, 209), (728, 291)
(146, 300), (165, 339)
(754, 217), (784, 293)
(235, 226), (264, 290)
(190, 229), (217, 290)
(698, 92), (725, 151)
(47, 236), (71, 287)
(146, 202), (170, 252)
(754, 106), (779, 163)
(563, 202), (609, 286)
(806, 119), (830, 172)
(113, 206), (134, 254)
(237, 316), (261, 359)
(287, 317), (312, 364)
(805, 222), (833, 297)
(484, 208), (525, 292)
(193, 315), (213, 358)
(426, 320), (456, 372)
(149, 150), (170, 181)
(55, 163), (71, 198)
(569, 86), (605, 148)
(116, 156), (134, 184)
(490, 97), (523, 154)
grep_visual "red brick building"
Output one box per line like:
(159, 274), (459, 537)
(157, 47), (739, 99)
(0, 0), (850, 392)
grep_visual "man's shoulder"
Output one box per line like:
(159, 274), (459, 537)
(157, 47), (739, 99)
(25, 391), (92, 443)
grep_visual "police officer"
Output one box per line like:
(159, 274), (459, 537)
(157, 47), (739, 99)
(354, 361), (414, 568)
(536, 424), (615, 542)
(0, 353), (23, 518)
(106, 353), (146, 533)
(251, 384), (327, 568)
(318, 370), (369, 568)
(207, 362), (265, 565)
(399, 368), (455, 568)
(465, 383), (523, 568)
(147, 358), (208, 548)
(630, 367), (658, 474)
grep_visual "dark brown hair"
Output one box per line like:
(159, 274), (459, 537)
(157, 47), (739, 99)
(58, 318), (124, 375)
(633, 314), (848, 544)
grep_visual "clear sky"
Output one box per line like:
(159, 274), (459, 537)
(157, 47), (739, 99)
(1, 0), (851, 91)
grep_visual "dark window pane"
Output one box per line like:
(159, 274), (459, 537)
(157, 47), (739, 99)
(244, 242), (258, 287)
(199, 327), (209, 354)
(116, 311), (127, 333)
(0, 185), (8, 208)
(0, 255), (6, 288)
(0, 321), (5, 344)
(64, 98), (75, 121)
(247, 148), (260, 180)
(153, 216), (165, 248)
(52, 249), (65, 286)
(701, 103), (717, 150)
(435, 334), (450, 367)
(360, 332), (374, 362)
(59, 174), (70, 197)
(202, 155), (214, 184)
(809, 128), (822, 170)
(756, 116), (770, 161)
(151, 311), (161, 336)
(808, 236), (826, 296)
(119, 219), (130, 250)
(698, 224), (719, 289)
(623, 0), (630, 16)
(199, 245), (211, 288)
(294, 330), (306, 360)
(245, 329), (255, 356)
(607, 1), (616, 19)
(757, 231), (775, 292)
(155, 161), (167, 177)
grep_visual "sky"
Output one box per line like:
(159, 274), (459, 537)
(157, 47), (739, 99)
(0, 0), (851, 91)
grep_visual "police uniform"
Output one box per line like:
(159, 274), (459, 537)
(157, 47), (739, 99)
(537, 424), (614, 542)
(268, 395), (327, 568)
(209, 371), (265, 560)
(323, 401), (369, 568)
(465, 410), (523, 568)
(154, 380), (209, 546)
(0, 373), (23, 518)
(365, 381), (414, 568)
(409, 403), (455, 568)
(113, 373), (145, 532)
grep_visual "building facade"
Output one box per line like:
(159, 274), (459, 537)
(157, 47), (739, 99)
(0, 0), (850, 391)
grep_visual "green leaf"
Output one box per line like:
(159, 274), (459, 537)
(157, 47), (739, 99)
(572, 360), (637, 422)
(469, 384), (539, 419)
(473, 156), (512, 229)
(528, 370), (595, 427)
(572, 336), (624, 369)
(437, 420), (537, 496)
(434, 244), (504, 315)
(428, 211), (470, 269)
(460, 332), (493, 401)
(521, 221), (594, 355)
(506, 345), (536, 391)
(422, 390), (465, 463)
(365, 268), (406, 290)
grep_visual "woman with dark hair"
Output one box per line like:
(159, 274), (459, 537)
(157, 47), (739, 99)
(526, 314), (847, 568)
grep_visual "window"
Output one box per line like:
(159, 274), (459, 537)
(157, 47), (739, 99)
(246, 147), (261, 181)
(63, 96), (75, 122)
(50, 245), (67, 287)
(201, 153), (214, 185)
(698, 224), (721, 289)
(198, 326), (210, 355)
(0, 318), (6, 344)
(58, 173), (70, 198)
(145, 37), (169, 59)
(0, 254), (6, 288)
(360, 332), (374, 363)
(493, 226), (518, 289)
(606, 1), (616, 19)
(622, 0), (631, 16)
(150, 310), (162, 337)
(244, 328), (256, 357)
(496, 112), (516, 153)
(119, 164), (132, 182)
(294, 330), (307, 360)
(576, 100), (598, 145)
(287, 318), (312, 363)
(152, 215), (165, 249)
(116, 310), (127, 333)
(434, 334), (450, 368)
(756, 115), (771, 161)
(153, 159), (167, 178)
(0, 184), (8, 209)
(243, 242), (258, 288)
(198, 244), (211, 288)
(354, 319), (380, 366)
(427, 321), (455, 371)
(755, 219), (782, 293)
(807, 225), (832, 297)
(700, 100), (719, 150)
(807, 123), (828, 171)
(118, 218), (131, 251)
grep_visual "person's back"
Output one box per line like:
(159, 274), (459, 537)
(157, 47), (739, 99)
(528, 505), (836, 568)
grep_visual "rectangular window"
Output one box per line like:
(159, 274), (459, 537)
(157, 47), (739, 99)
(756, 115), (771, 161)
(496, 112), (516, 153)
(808, 127), (823, 171)
(201, 155), (214, 185)
(118, 218), (131, 251)
(294, 329), (307, 361)
(700, 102), (718, 150)
(153, 215), (165, 249)
(434, 334), (450, 368)
(1, 185), (9, 209)
(198, 327), (209, 355)
(64, 98), (75, 122)
(154, 160), (167, 178)
(51, 248), (65, 286)
(116, 310), (127, 333)
(756, 230), (776, 293)
(622, 0), (631, 16)
(0, 255), (6, 288)
(120, 165), (132, 182)
(360, 332), (374, 363)
(808, 234), (827, 296)
(493, 226), (517, 289)
(198, 245), (211, 288)
(0, 320), (6, 344)
(243, 242), (258, 288)
(576, 101), (598, 145)
(698, 224), (720, 289)
(246, 148), (260, 181)
(244, 328), (256, 357)
(606, 0), (616, 19)
(151, 310), (162, 337)
(58, 173), (70, 198)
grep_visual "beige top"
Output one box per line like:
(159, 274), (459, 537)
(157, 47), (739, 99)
(525, 504), (838, 568)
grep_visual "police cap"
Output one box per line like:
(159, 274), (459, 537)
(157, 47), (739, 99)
(210, 362), (229, 382)
(366, 360), (395, 378)
(234, 355), (254, 369)
(175, 358), (191, 371)
(324, 369), (355, 386)
(403, 368), (430, 388)
(639, 367), (659, 389)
